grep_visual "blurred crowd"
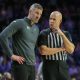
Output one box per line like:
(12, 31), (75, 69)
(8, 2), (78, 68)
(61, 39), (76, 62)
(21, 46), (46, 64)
(0, 0), (80, 80)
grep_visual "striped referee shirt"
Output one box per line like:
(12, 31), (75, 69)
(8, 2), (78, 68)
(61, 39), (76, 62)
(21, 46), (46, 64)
(37, 28), (72, 61)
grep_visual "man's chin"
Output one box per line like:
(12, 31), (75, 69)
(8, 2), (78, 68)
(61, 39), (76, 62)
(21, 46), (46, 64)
(32, 21), (38, 24)
(35, 21), (38, 23)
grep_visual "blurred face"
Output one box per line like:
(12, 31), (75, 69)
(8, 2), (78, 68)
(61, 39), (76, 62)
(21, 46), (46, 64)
(30, 8), (42, 23)
(49, 12), (62, 30)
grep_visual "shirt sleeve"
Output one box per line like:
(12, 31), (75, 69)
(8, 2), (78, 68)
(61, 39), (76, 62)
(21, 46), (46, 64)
(0, 20), (21, 57)
(37, 31), (48, 47)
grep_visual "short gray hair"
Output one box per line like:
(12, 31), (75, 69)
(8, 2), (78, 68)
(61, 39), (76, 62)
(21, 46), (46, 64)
(30, 3), (43, 11)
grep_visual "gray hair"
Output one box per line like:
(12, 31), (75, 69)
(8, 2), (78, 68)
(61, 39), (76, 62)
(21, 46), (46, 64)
(29, 3), (43, 11)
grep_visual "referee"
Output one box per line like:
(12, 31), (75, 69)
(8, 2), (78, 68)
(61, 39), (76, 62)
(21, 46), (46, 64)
(37, 11), (75, 80)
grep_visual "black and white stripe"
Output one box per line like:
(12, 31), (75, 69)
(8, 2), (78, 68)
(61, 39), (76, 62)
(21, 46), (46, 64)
(45, 32), (67, 61)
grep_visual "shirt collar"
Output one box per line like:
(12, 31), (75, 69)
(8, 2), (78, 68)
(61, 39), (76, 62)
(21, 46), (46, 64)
(24, 17), (32, 26)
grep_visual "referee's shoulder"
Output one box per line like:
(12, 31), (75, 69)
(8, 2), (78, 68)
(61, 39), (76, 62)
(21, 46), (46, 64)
(62, 30), (72, 40)
(62, 30), (70, 34)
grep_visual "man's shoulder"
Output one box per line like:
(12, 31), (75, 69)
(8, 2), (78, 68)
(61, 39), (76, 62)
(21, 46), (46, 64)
(40, 28), (50, 34)
(11, 18), (25, 27)
(62, 30), (72, 40)
(13, 18), (24, 23)
(11, 18), (23, 24)
(62, 30), (70, 35)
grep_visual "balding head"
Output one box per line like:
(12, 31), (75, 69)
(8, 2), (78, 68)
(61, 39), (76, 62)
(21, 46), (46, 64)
(49, 11), (62, 29)
(50, 11), (62, 21)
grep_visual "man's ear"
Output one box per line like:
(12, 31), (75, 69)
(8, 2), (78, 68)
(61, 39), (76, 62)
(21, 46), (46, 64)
(60, 19), (62, 24)
(29, 9), (31, 13)
(60, 19), (62, 29)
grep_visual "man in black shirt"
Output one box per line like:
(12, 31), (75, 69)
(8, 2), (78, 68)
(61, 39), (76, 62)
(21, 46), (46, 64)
(37, 11), (75, 80)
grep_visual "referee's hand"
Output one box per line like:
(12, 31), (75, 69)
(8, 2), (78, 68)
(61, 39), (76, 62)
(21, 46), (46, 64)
(11, 54), (25, 64)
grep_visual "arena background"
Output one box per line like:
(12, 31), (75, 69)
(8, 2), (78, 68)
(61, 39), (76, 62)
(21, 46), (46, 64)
(0, 0), (80, 80)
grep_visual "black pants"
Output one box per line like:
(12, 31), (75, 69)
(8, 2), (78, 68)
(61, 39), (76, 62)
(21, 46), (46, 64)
(42, 60), (71, 80)
(12, 63), (35, 80)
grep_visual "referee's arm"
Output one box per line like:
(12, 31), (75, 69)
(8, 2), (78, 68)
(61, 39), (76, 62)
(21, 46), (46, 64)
(39, 45), (65, 55)
(57, 29), (75, 54)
